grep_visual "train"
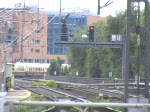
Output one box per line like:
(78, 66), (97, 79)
(13, 62), (50, 75)
(4, 62), (70, 90)
(13, 62), (70, 76)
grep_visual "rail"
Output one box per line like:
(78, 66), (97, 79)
(43, 75), (124, 84)
(16, 75), (148, 84)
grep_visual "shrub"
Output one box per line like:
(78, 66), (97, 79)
(69, 108), (79, 112)
(31, 81), (38, 86)
(44, 80), (57, 87)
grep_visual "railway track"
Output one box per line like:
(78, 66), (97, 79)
(69, 86), (123, 99)
(14, 79), (121, 112)
(16, 78), (146, 100)
(15, 79), (123, 101)
(15, 79), (89, 102)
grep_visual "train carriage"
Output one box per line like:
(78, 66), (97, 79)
(14, 62), (50, 76)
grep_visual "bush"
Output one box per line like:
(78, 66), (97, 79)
(69, 108), (79, 112)
(44, 80), (57, 87)
(31, 81), (38, 86)
(39, 81), (45, 86)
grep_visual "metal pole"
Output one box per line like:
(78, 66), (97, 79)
(3, 51), (6, 92)
(37, 0), (39, 32)
(144, 0), (149, 99)
(9, 101), (150, 108)
(20, 0), (25, 62)
(97, 0), (100, 15)
(136, 0), (141, 101)
(59, 0), (62, 22)
(125, 0), (131, 102)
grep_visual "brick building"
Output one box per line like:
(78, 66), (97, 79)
(87, 15), (107, 25)
(0, 11), (67, 69)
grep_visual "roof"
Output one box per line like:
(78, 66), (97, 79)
(61, 64), (70, 68)
(15, 62), (50, 68)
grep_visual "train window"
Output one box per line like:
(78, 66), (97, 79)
(44, 68), (47, 71)
(16, 66), (24, 71)
(29, 68), (32, 71)
(40, 68), (42, 71)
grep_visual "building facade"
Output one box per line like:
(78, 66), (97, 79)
(0, 10), (67, 69)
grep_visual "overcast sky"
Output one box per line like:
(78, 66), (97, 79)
(0, 0), (128, 16)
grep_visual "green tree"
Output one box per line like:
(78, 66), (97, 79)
(68, 6), (146, 79)
(68, 19), (109, 78)
(69, 47), (87, 77)
(61, 66), (70, 76)
(47, 57), (62, 75)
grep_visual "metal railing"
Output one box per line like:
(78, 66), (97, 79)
(4, 100), (150, 112)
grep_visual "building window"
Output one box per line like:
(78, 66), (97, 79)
(41, 59), (45, 63)
(35, 59), (40, 63)
(8, 52), (13, 58)
(35, 40), (40, 44)
(8, 36), (11, 40)
(14, 59), (20, 62)
(31, 39), (40, 44)
(35, 49), (40, 53)
(61, 60), (65, 64)
(31, 39), (35, 44)
(24, 59), (28, 62)
(47, 59), (51, 63)
(29, 59), (33, 63)
(31, 48), (34, 53)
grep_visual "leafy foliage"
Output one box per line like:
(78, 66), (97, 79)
(47, 57), (61, 75)
(69, 108), (80, 112)
(44, 80), (57, 87)
(47, 57), (70, 76)
(31, 81), (38, 86)
(68, 15), (124, 78)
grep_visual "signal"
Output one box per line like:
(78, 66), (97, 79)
(89, 26), (95, 42)
(61, 18), (68, 41)
(12, 64), (15, 76)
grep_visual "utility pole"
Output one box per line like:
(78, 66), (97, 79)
(59, 0), (62, 22)
(20, 0), (25, 62)
(37, 0), (40, 32)
(97, 0), (113, 15)
(97, 0), (100, 15)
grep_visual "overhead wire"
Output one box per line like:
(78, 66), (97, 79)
(1, 6), (81, 60)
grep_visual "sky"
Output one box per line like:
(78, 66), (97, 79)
(0, 0), (128, 16)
